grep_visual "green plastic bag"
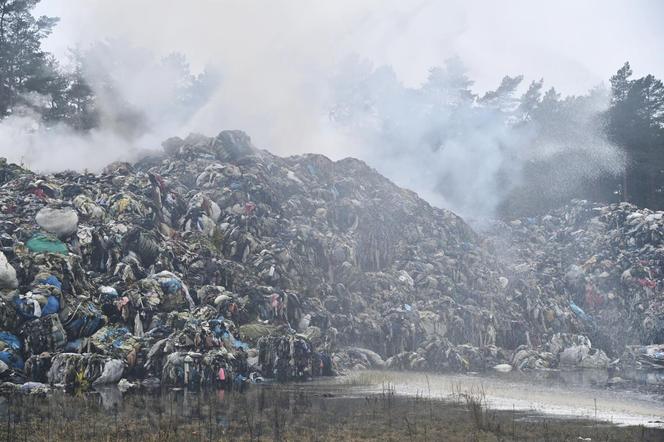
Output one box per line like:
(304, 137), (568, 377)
(26, 233), (68, 255)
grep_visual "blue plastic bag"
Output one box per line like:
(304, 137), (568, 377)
(0, 351), (24, 370)
(41, 296), (60, 315)
(39, 276), (62, 290)
(0, 331), (22, 351)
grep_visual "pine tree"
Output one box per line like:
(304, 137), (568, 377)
(608, 62), (664, 207)
(63, 49), (98, 130)
(0, 0), (60, 117)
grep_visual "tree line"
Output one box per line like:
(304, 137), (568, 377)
(0, 0), (216, 136)
(2, 1), (663, 216)
(330, 55), (664, 217)
(509, 60), (664, 215)
(0, 0), (94, 128)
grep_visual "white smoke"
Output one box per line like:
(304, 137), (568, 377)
(2, 0), (653, 214)
(0, 106), (144, 172)
(328, 58), (625, 216)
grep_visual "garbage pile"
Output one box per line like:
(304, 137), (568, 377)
(0, 131), (662, 394)
(484, 200), (664, 374)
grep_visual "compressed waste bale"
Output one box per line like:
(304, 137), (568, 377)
(300, 326), (322, 344)
(72, 194), (105, 220)
(183, 210), (217, 237)
(161, 352), (187, 386)
(102, 161), (133, 176)
(19, 382), (49, 394)
(151, 271), (196, 311)
(92, 359), (125, 385)
(25, 233), (68, 255)
(559, 344), (609, 369)
(559, 346), (589, 367)
(0, 252), (18, 289)
(419, 311), (444, 337)
(0, 297), (19, 331)
(0, 157), (30, 185)
(579, 348), (609, 369)
(161, 136), (184, 155)
(47, 353), (107, 386)
(0, 331), (21, 352)
(24, 353), (52, 382)
(35, 207), (79, 237)
(201, 349), (235, 383)
(61, 300), (107, 339)
(14, 279), (61, 320)
(162, 349), (238, 389)
(511, 346), (555, 371)
(547, 333), (592, 356)
(36, 275), (63, 290)
(90, 326), (140, 360)
(97, 286), (123, 322)
(346, 347), (385, 368)
(0, 331), (24, 370)
(124, 229), (161, 266)
(238, 322), (277, 342)
(20, 314), (67, 355)
(27, 255), (92, 299)
(213, 130), (256, 162)
(14, 292), (60, 320)
(620, 345), (664, 370)
(258, 335), (313, 381)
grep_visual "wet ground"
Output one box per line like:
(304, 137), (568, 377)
(342, 369), (664, 427)
(0, 370), (663, 441)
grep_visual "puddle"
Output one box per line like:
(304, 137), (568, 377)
(341, 370), (664, 427)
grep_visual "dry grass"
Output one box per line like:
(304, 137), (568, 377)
(0, 385), (661, 441)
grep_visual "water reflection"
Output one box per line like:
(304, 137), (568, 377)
(0, 373), (661, 441)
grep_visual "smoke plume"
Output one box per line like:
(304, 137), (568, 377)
(2, 0), (658, 215)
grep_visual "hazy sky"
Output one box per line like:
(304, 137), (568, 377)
(36, 0), (664, 95)
(4, 0), (656, 214)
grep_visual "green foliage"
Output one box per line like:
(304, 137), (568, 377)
(0, 0), (99, 128)
(0, 1), (218, 138)
(504, 61), (664, 215)
(607, 62), (664, 208)
(0, 0), (59, 116)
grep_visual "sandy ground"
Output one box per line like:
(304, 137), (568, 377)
(341, 370), (664, 427)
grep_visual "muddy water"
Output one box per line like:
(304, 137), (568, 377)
(341, 370), (664, 427)
(1, 370), (663, 440)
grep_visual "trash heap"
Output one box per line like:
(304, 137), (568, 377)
(0, 131), (662, 393)
(484, 200), (664, 375)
